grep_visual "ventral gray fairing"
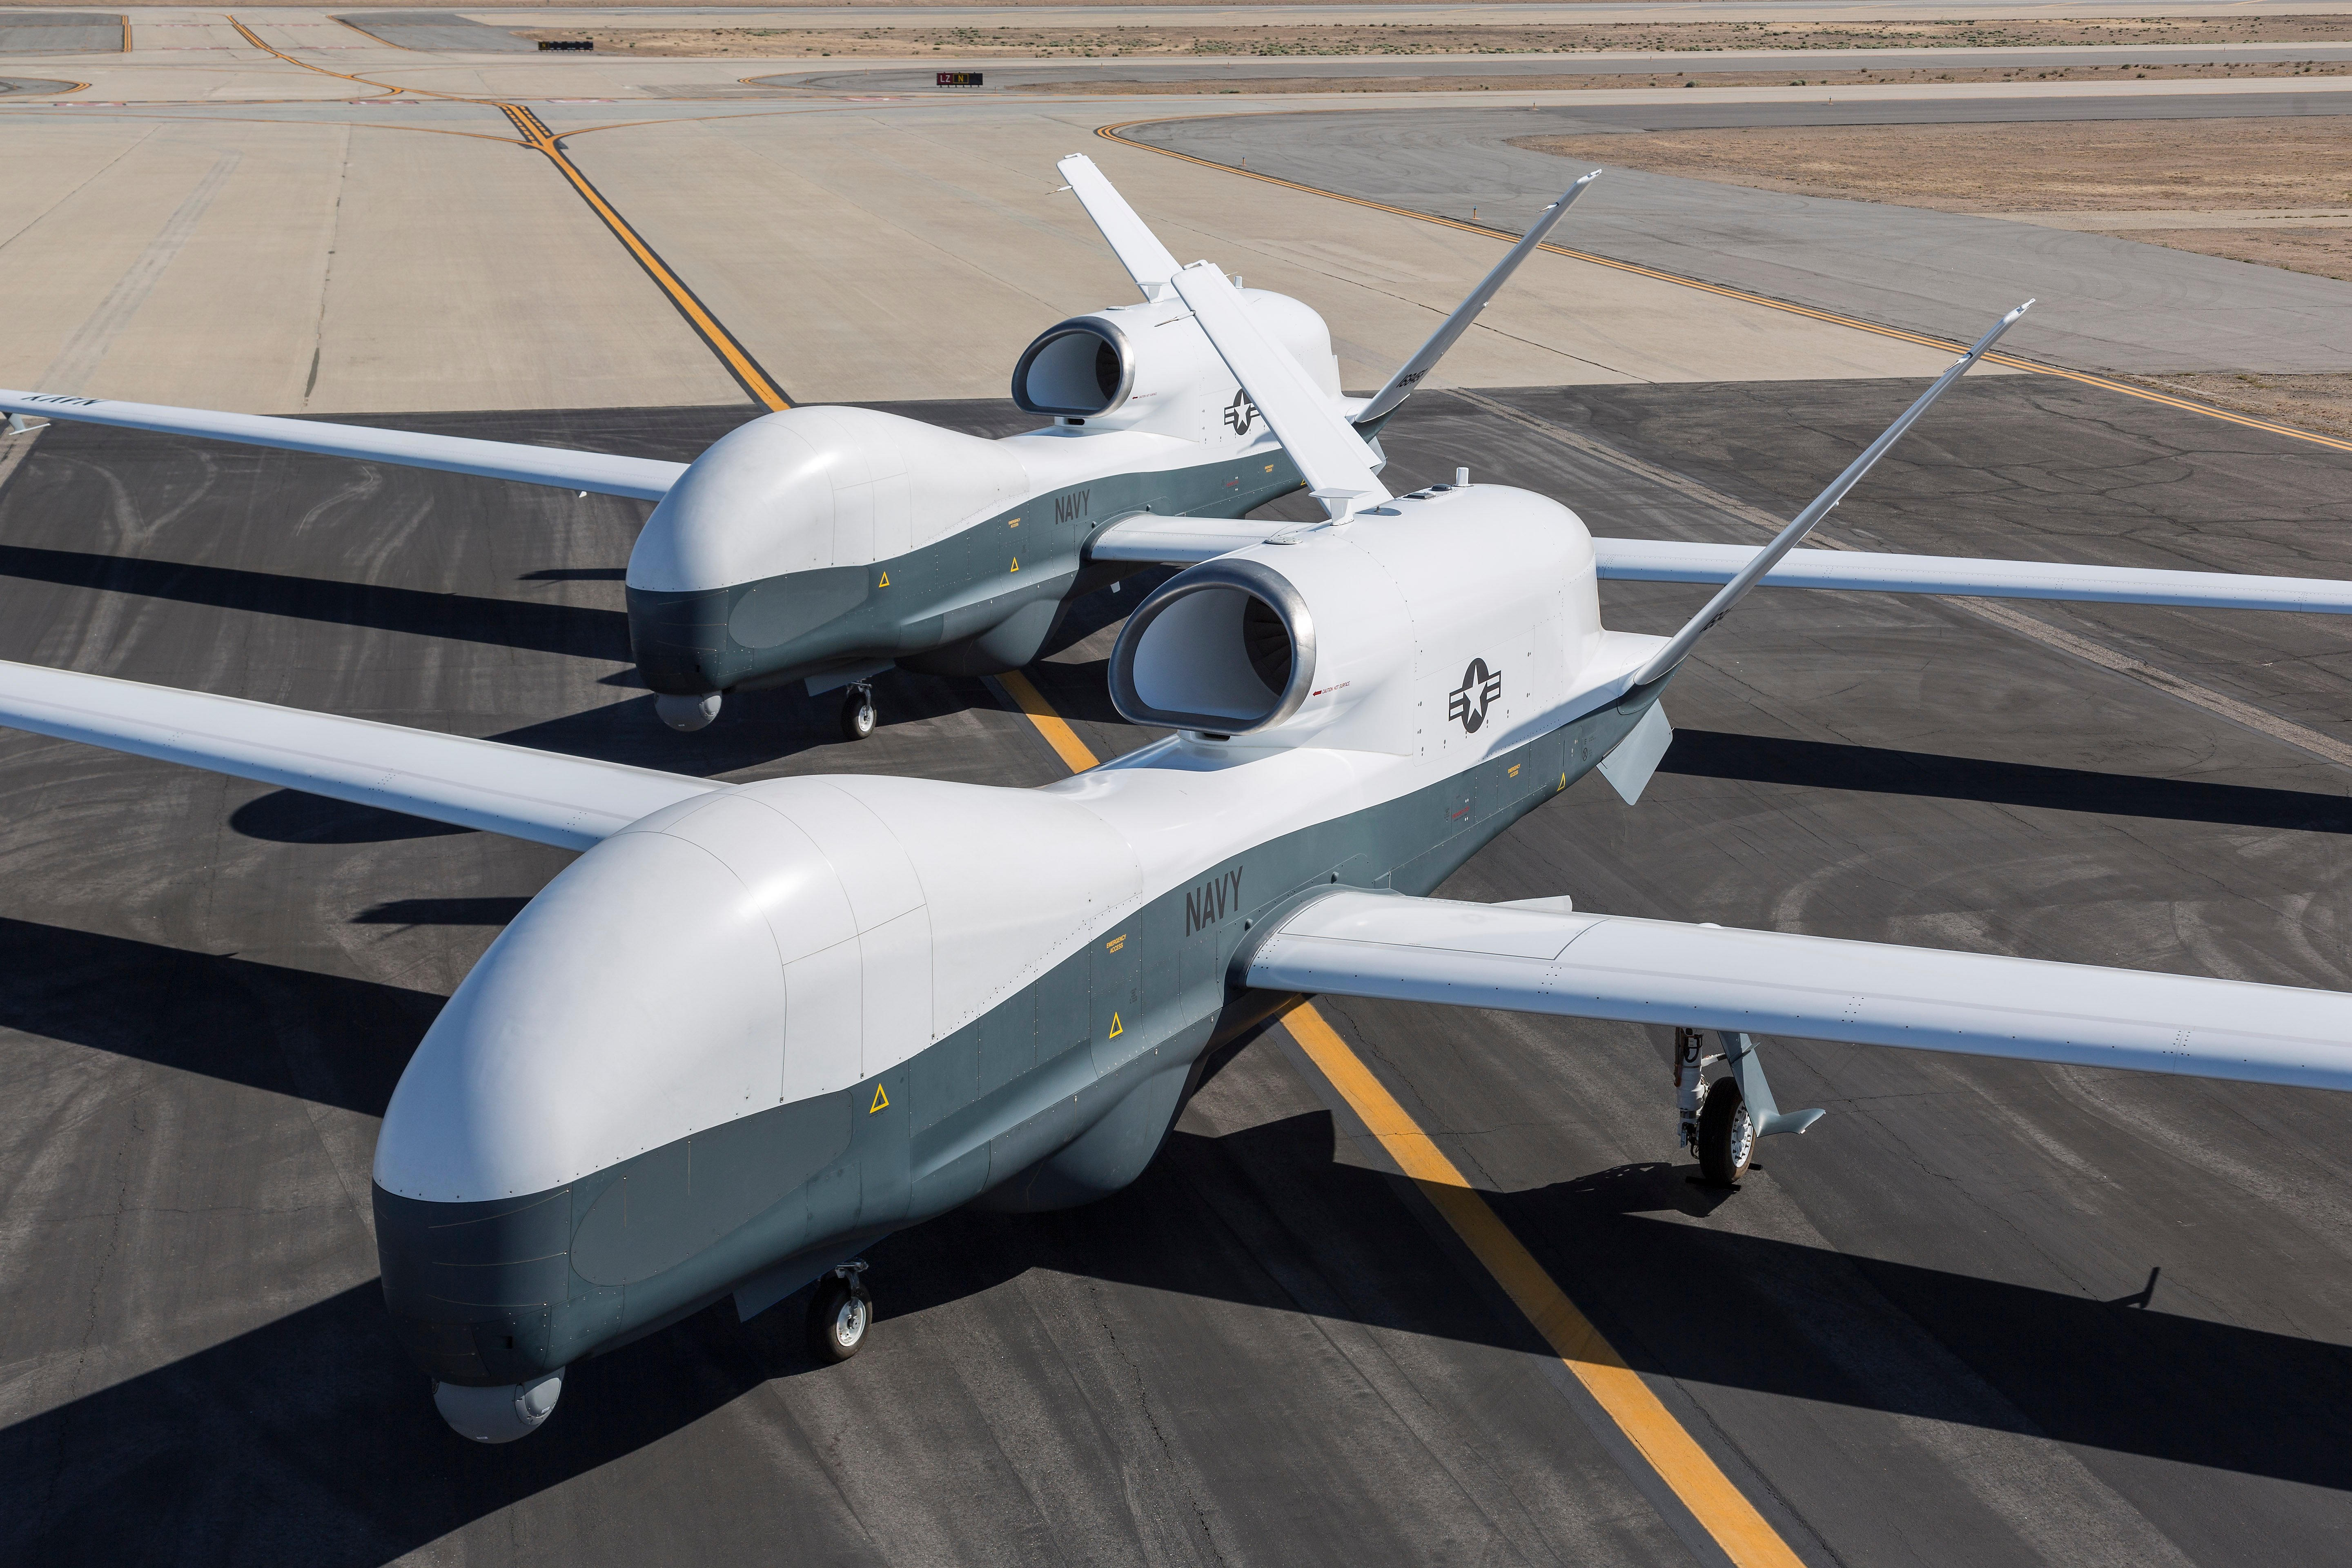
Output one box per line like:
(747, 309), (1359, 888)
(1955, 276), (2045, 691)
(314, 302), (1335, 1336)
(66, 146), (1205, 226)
(0, 156), (1592, 741)
(11, 162), (2352, 1445)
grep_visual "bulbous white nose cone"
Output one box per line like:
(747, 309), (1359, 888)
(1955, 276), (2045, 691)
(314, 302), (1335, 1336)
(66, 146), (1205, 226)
(374, 796), (795, 1204)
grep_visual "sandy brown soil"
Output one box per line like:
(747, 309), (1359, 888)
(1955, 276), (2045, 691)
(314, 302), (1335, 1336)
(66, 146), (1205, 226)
(2112, 372), (2352, 437)
(522, 16), (2352, 58)
(1515, 118), (2352, 281)
(1020, 59), (2352, 92)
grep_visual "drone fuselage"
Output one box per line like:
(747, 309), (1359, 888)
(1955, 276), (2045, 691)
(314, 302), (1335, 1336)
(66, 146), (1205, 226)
(622, 289), (1348, 705)
(371, 481), (1659, 1396)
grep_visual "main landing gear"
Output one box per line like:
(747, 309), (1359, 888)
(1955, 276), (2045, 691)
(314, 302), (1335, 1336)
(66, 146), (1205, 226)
(808, 1259), (872, 1362)
(839, 682), (877, 742)
(1675, 1026), (1827, 1187)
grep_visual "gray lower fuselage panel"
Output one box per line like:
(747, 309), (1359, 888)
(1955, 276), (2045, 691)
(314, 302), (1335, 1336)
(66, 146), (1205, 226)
(373, 678), (1662, 1387)
(627, 450), (1307, 695)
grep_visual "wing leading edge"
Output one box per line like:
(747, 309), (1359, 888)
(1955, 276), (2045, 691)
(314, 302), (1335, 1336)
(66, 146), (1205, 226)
(1247, 889), (2352, 1093)
(1596, 538), (2352, 614)
(0, 390), (686, 501)
(0, 660), (719, 849)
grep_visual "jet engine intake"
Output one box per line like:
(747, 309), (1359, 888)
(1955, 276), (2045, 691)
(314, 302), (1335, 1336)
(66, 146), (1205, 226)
(1109, 558), (1314, 736)
(1011, 317), (1134, 417)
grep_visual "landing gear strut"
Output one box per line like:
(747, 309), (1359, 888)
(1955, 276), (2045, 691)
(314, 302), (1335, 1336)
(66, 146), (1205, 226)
(808, 1259), (872, 1362)
(1675, 1026), (1826, 1188)
(839, 683), (876, 742)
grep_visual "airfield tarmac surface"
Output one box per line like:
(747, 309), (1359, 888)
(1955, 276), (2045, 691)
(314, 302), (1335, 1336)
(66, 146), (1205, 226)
(1120, 97), (2352, 374)
(5, 379), (2352, 1566)
(7, 20), (2352, 1564)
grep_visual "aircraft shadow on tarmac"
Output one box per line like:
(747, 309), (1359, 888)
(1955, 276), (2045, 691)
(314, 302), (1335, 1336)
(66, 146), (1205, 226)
(5, 909), (2349, 1562)
(1665, 729), (2352, 835)
(0, 543), (630, 662)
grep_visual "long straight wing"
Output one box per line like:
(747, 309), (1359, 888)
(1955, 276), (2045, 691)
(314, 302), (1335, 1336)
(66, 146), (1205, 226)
(1169, 260), (1391, 520)
(0, 390), (686, 501)
(1629, 302), (2030, 688)
(1057, 154), (1184, 301)
(1247, 889), (2352, 1093)
(0, 660), (718, 849)
(1595, 539), (2352, 613)
(1356, 172), (1599, 429)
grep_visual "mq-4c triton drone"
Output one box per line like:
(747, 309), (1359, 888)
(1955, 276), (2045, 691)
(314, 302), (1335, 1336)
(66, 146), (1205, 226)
(7, 162), (2352, 1446)
(2, 155), (1601, 740)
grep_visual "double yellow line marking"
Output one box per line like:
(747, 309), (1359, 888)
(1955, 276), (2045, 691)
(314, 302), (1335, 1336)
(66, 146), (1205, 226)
(1000, 682), (1805, 1567)
(1097, 117), (2352, 458)
(221, 14), (789, 411)
(497, 106), (791, 411)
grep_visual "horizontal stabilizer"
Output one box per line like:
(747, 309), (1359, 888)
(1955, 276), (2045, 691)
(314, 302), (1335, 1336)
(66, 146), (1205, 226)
(1057, 154), (1184, 301)
(1630, 301), (2029, 689)
(1595, 538), (2352, 614)
(1169, 261), (1390, 520)
(1247, 889), (2352, 1094)
(0, 390), (686, 501)
(0, 660), (719, 849)
(1357, 171), (1599, 428)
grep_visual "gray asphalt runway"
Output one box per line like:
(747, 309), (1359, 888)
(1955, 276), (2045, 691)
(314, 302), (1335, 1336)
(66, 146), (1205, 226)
(336, 10), (545, 51)
(4, 383), (2352, 1564)
(0, 13), (118, 54)
(0, 76), (78, 92)
(1124, 100), (2352, 375)
(780, 41), (2352, 92)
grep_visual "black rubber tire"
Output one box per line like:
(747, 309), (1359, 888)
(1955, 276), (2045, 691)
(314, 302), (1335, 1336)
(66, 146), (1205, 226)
(807, 1276), (870, 1363)
(840, 690), (876, 742)
(1696, 1079), (1756, 1187)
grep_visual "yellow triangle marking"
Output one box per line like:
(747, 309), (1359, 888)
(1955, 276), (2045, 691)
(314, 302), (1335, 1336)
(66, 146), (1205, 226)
(877, 572), (889, 587)
(1107, 1013), (1123, 1039)
(1009, 558), (1020, 572)
(869, 1084), (889, 1113)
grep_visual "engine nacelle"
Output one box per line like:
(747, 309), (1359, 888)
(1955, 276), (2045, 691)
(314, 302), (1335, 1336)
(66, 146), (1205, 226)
(1011, 291), (1341, 442)
(1108, 486), (1603, 755)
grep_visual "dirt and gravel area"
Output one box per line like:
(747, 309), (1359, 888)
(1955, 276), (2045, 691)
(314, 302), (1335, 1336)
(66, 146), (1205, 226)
(1017, 59), (2352, 92)
(1517, 118), (2352, 281)
(520, 15), (2352, 58)
(2114, 372), (2352, 437)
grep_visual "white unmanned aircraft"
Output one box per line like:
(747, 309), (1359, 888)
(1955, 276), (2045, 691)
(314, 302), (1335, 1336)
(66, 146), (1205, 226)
(9, 165), (2352, 1448)
(0, 155), (1594, 741)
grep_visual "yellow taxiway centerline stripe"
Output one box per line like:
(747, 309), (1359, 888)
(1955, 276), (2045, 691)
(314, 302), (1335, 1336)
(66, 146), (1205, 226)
(221, 15), (788, 410)
(996, 677), (1806, 1568)
(1278, 1000), (1806, 1568)
(995, 668), (1097, 774)
(1096, 118), (2352, 458)
(496, 105), (792, 410)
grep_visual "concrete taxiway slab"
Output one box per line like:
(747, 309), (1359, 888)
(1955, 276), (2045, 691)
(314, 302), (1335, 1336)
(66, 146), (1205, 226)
(0, 85), (1971, 411)
(0, 11), (121, 54)
(0, 111), (743, 411)
(559, 100), (1960, 404)
(2, 379), (2350, 1564)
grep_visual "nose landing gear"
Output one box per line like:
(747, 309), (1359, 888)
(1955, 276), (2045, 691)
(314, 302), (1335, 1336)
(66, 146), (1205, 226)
(808, 1259), (872, 1362)
(840, 683), (877, 742)
(1675, 1026), (1825, 1188)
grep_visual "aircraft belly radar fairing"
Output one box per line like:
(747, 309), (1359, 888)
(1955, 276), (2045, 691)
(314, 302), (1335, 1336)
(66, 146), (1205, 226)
(14, 167), (2352, 1448)
(0, 156), (1597, 742)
